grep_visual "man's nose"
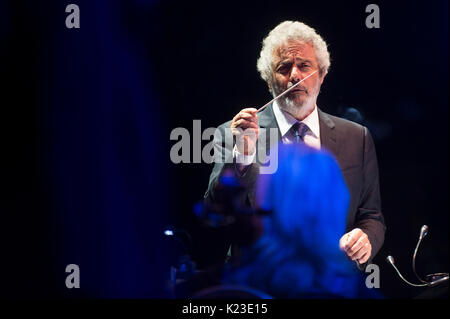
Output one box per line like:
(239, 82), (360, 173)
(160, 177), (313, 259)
(289, 65), (302, 83)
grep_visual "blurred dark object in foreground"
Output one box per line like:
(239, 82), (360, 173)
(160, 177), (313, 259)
(195, 168), (266, 246)
(170, 170), (266, 298)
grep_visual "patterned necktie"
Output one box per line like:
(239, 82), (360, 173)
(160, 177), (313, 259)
(291, 122), (310, 143)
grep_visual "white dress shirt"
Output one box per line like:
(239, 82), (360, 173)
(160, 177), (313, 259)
(272, 100), (321, 149)
(234, 101), (321, 166)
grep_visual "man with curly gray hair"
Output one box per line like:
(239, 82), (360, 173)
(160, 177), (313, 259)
(204, 20), (385, 270)
(256, 21), (330, 123)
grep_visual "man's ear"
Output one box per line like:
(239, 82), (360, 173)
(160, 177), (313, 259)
(267, 79), (274, 95)
(319, 71), (326, 85)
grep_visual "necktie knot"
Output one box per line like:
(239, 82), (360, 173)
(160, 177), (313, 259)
(291, 122), (310, 143)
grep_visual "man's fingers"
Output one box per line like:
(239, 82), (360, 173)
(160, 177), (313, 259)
(231, 108), (260, 155)
(343, 228), (363, 251)
(240, 107), (258, 114)
(339, 234), (349, 251)
(231, 119), (259, 130)
(232, 113), (258, 126)
(238, 112), (258, 123)
(351, 241), (371, 261)
(351, 243), (367, 260)
(358, 250), (371, 264)
(232, 108), (258, 123)
(340, 228), (372, 263)
(348, 236), (366, 256)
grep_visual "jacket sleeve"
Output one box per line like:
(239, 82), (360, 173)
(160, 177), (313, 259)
(204, 124), (259, 208)
(200, 124), (259, 267)
(354, 127), (386, 262)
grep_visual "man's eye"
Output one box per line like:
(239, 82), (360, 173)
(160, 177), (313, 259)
(278, 66), (290, 73)
(300, 64), (310, 69)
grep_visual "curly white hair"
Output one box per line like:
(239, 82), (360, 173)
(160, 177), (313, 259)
(257, 21), (331, 83)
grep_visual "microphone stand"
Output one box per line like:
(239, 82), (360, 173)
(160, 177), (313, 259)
(412, 225), (429, 284)
(386, 225), (449, 288)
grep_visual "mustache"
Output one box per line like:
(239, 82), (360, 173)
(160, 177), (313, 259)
(271, 81), (310, 98)
(287, 84), (308, 95)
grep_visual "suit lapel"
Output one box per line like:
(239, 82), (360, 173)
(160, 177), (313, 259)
(318, 108), (341, 160)
(257, 105), (340, 155)
(257, 105), (341, 160)
(258, 103), (282, 149)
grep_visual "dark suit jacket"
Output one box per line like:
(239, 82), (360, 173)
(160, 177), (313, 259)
(204, 104), (386, 265)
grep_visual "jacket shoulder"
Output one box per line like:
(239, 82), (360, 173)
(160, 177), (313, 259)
(217, 120), (232, 131)
(324, 112), (367, 136)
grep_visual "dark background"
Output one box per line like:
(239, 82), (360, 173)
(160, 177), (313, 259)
(1, 0), (448, 298)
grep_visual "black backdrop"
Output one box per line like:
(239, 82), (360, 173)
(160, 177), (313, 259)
(1, 0), (448, 298)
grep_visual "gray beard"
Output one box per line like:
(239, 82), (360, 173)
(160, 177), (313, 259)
(274, 89), (319, 120)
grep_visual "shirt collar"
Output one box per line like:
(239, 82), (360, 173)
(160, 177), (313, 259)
(272, 100), (320, 139)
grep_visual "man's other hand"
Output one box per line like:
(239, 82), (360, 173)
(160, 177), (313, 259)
(339, 228), (372, 264)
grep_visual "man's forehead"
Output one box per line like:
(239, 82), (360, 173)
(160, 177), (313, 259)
(274, 40), (316, 59)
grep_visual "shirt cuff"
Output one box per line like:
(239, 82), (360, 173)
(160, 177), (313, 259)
(233, 145), (255, 166)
